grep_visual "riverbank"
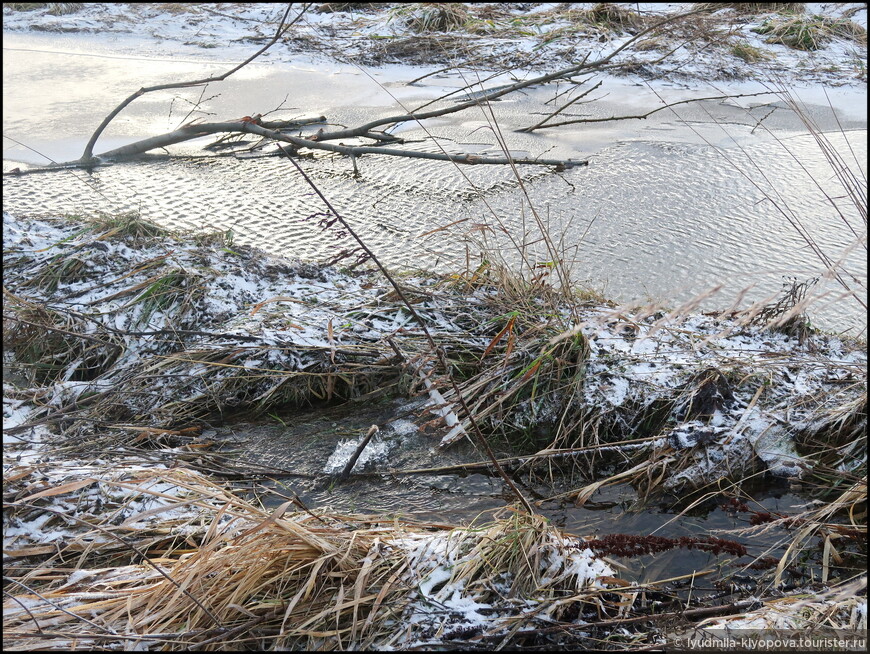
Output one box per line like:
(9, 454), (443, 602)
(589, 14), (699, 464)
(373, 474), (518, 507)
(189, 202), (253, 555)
(3, 210), (866, 649)
(2, 3), (867, 86)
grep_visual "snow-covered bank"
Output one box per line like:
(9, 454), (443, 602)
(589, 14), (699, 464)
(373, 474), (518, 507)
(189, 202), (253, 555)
(4, 210), (864, 491)
(2, 3), (866, 87)
(3, 209), (866, 649)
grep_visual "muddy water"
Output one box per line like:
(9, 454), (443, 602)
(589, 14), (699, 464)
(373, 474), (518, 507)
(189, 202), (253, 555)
(3, 34), (867, 333)
(216, 397), (813, 585)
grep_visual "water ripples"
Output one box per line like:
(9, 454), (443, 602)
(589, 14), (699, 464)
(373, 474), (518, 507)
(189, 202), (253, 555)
(4, 130), (865, 331)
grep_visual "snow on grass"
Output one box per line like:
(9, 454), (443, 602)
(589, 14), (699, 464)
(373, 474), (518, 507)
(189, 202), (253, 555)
(3, 390), (36, 434)
(568, 302), (866, 488)
(3, 460), (232, 554)
(4, 210), (865, 493)
(3, 211), (482, 425)
(2, 3), (865, 87)
(687, 594), (867, 634)
(386, 522), (614, 643)
(3, 399), (240, 559)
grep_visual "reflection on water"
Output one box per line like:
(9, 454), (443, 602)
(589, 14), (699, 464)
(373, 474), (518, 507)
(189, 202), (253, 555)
(3, 129), (865, 332)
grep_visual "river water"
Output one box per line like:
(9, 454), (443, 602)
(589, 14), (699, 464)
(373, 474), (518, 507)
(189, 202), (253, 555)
(4, 33), (866, 332)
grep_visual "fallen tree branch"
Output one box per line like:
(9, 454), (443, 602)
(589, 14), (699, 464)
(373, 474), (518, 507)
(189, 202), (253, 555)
(78, 4), (309, 164)
(94, 121), (588, 169)
(338, 424), (380, 480)
(15, 6), (725, 174)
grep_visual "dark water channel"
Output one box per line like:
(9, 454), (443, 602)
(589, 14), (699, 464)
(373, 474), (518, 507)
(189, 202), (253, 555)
(213, 397), (813, 587)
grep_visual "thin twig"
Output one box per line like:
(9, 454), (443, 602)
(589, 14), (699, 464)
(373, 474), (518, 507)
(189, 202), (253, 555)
(519, 91), (774, 131)
(277, 148), (537, 515)
(519, 80), (604, 133)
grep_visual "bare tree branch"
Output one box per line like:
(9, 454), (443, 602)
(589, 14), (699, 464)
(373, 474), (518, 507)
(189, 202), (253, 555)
(278, 147), (537, 514)
(92, 117), (324, 159)
(16, 6), (727, 175)
(519, 91), (776, 132)
(79, 4), (309, 164)
(94, 120), (587, 169)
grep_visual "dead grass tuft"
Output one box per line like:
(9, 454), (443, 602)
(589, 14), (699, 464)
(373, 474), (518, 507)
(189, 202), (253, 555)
(581, 3), (645, 33)
(5, 2), (81, 14)
(83, 210), (169, 240)
(2, 469), (617, 650)
(693, 3), (805, 14)
(364, 33), (471, 66)
(752, 14), (867, 50)
(316, 2), (381, 14)
(3, 294), (123, 384)
(392, 2), (470, 33)
(731, 39), (774, 62)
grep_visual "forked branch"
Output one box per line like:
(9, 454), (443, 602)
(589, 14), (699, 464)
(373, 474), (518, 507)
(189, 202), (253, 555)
(56, 6), (735, 173)
(79, 4), (309, 164)
(96, 120), (588, 169)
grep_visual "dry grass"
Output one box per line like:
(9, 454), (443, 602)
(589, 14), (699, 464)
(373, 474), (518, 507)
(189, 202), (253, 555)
(579, 3), (646, 34)
(752, 13), (867, 50)
(5, 3), (82, 14)
(693, 3), (805, 14)
(152, 2), (202, 15)
(316, 3), (386, 14)
(677, 578), (866, 640)
(364, 32), (472, 66)
(3, 6), (867, 648)
(3, 466), (619, 650)
(84, 210), (170, 240)
(390, 2), (471, 33)
(731, 39), (774, 62)
(3, 293), (124, 385)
